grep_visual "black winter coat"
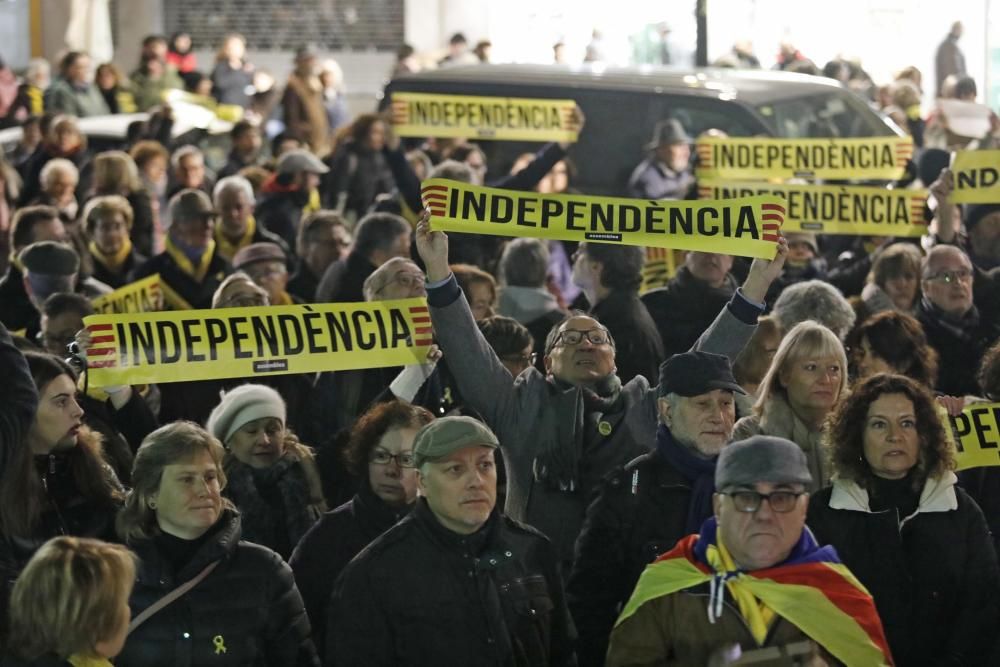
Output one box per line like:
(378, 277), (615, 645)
(566, 451), (698, 667)
(590, 289), (664, 385)
(117, 511), (318, 667)
(327, 500), (577, 667)
(641, 267), (736, 359)
(131, 248), (231, 310)
(314, 251), (375, 304)
(916, 299), (1000, 396)
(808, 478), (1000, 667)
(289, 483), (410, 661)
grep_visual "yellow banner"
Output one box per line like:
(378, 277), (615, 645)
(640, 247), (682, 293)
(695, 136), (913, 181)
(950, 402), (1000, 470)
(82, 299), (432, 387)
(951, 150), (1000, 204)
(91, 275), (164, 314)
(698, 180), (928, 237)
(391, 92), (579, 142)
(421, 178), (784, 259)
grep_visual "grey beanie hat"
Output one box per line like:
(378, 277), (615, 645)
(206, 384), (287, 445)
(715, 435), (812, 490)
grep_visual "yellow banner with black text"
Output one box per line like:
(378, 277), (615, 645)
(950, 402), (1000, 470)
(698, 180), (928, 237)
(82, 300), (433, 387)
(391, 92), (579, 142)
(421, 178), (785, 259)
(91, 274), (164, 314)
(951, 150), (1000, 204)
(695, 136), (913, 181)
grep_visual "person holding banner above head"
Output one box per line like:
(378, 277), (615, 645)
(132, 188), (232, 310)
(415, 209), (789, 565)
(290, 400), (433, 662)
(206, 384), (326, 559)
(83, 195), (147, 289)
(114, 421), (319, 667)
(627, 118), (695, 201)
(607, 436), (893, 667)
(916, 244), (1000, 396)
(808, 373), (1000, 667)
(211, 175), (289, 263)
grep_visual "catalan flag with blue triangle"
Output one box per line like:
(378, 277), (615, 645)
(615, 517), (894, 666)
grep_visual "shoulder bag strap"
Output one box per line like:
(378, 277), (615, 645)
(127, 560), (221, 635)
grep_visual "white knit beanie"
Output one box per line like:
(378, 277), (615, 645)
(206, 384), (287, 445)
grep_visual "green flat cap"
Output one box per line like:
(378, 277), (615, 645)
(413, 416), (499, 468)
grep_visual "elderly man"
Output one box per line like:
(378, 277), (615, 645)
(328, 416), (576, 667)
(607, 436), (892, 666)
(133, 189), (231, 309)
(642, 252), (740, 358)
(257, 149), (330, 252)
(212, 175), (289, 262)
(232, 242), (296, 305)
(315, 212), (411, 303)
(167, 145), (214, 199)
(287, 211), (351, 302)
(627, 119), (694, 201)
(918, 245), (1000, 395)
(416, 212), (788, 565)
(567, 351), (743, 666)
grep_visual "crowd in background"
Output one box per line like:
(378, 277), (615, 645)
(0, 20), (996, 667)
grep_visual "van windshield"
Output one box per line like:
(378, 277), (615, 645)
(754, 91), (895, 138)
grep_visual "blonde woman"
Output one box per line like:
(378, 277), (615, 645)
(732, 320), (848, 490)
(4, 536), (134, 667)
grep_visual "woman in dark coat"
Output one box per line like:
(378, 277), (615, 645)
(0, 353), (124, 638)
(115, 421), (318, 667)
(808, 373), (1000, 666)
(289, 400), (433, 662)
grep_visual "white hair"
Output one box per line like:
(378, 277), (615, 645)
(213, 175), (255, 206)
(40, 158), (79, 190)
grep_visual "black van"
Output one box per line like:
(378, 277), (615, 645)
(381, 64), (901, 196)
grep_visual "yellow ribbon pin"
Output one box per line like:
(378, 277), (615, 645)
(213, 635), (227, 655)
(598, 421), (612, 436)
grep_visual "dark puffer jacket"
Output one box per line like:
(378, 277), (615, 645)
(289, 482), (410, 661)
(327, 499), (577, 667)
(808, 475), (1000, 667)
(117, 511), (318, 667)
(567, 450), (698, 667)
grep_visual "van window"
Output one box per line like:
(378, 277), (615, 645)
(755, 92), (889, 138)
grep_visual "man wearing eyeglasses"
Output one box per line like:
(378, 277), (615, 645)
(918, 244), (1000, 395)
(416, 212), (789, 569)
(607, 436), (892, 666)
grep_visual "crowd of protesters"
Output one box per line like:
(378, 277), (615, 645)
(0, 21), (997, 667)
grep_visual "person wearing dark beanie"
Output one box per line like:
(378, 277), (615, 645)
(566, 350), (744, 666)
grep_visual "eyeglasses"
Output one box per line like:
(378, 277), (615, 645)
(501, 352), (537, 366)
(369, 449), (416, 468)
(926, 268), (973, 284)
(551, 328), (610, 349)
(721, 490), (805, 513)
(375, 272), (425, 294)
